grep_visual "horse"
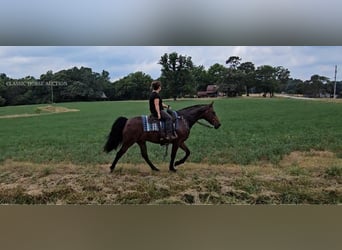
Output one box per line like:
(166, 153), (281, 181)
(104, 102), (221, 172)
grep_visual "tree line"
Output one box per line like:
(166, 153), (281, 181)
(0, 53), (341, 106)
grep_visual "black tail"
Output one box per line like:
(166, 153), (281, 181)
(104, 117), (128, 153)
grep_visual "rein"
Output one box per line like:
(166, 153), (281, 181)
(196, 120), (214, 129)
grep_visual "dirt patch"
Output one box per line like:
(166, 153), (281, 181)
(0, 114), (42, 119)
(36, 105), (79, 113)
(276, 94), (342, 103)
(0, 151), (341, 204)
(0, 105), (79, 119)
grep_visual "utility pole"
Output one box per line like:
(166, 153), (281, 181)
(333, 65), (337, 99)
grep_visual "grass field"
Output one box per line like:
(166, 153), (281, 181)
(0, 97), (341, 204)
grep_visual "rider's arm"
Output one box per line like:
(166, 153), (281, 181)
(154, 98), (161, 119)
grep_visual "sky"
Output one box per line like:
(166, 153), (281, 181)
(0, 46), (341, 82)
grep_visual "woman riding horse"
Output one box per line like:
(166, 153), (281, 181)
(149, 80), (177, 141)
(104, 102), (221, 172)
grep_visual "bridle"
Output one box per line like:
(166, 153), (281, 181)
(196, 120), (214, 129)
(196, 109), (218, 129)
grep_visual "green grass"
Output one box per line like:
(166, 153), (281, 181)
(0, 98), (342, 166)
(0, 104), (40, 116)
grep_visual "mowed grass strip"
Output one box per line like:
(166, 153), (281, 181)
(0, 98), (341, 166)
(0, 150), (340, 204)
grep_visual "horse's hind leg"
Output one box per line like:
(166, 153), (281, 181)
(138, 142), (159, 171)
(110, 142), (133, 173)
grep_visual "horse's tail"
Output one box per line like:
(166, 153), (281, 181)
(104, 116), (128, 153)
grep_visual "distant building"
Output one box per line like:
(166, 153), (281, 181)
(100, 92), (108, 99)
(197, 85), (219, 98)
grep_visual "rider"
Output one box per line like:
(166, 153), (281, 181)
(149, 80), (177, 141)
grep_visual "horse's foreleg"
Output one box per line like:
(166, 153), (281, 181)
(174, 142), (190, 167)
(110, 142), (133, 173)
(138, 142), (159, 171)
(169, 142), (179, 172)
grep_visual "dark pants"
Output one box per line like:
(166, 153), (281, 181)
(160, 110), (174, 136)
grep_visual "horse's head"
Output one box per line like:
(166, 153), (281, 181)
(203, 102), (221, 129)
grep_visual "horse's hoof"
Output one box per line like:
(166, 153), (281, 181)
(169, 168), (177, 173)
(109, 167), (114, 173)
(152, 168), (160, 172)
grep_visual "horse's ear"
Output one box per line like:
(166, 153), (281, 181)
(209, 101), (214, 107)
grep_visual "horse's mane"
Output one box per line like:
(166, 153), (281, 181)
(177, 104), (208, 113)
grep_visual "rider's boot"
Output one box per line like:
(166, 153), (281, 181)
(165, 120), (177, 140)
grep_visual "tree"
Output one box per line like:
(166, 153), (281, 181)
(113, 72), (153, 100)
(48, 67), (110, 102)
(192, 65), (209, 91)
(275, 66), (291, 93)
(255, 65), (278, 97)
(336, 81), (342, 97)
(7, 76), (37, 105)
(0, 67), (113, 105)
(37, 70), (54, 103)
(159, 52), (194, 100)
(226, 56), (242, 69)
(205, 63), (228, 95)
(0, 96), (5, 106)
(0, 74), (9, 106)
(0, 73), (9, 85)
(61, 81), (89, 101)
(238, 62), (255, 96)
(224, 56), (243, 97)
(303, 75), (329, 98)
(207, 63), (227, 85)
(285, 78), (304, 94)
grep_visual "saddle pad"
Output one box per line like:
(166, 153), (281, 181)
(141, 111), (179, 132)
(141, 116), (164, 132)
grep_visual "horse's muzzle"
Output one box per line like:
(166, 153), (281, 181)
(214, 123), (221, 129)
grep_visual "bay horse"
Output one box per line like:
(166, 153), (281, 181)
(104, 102), (221, 172)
